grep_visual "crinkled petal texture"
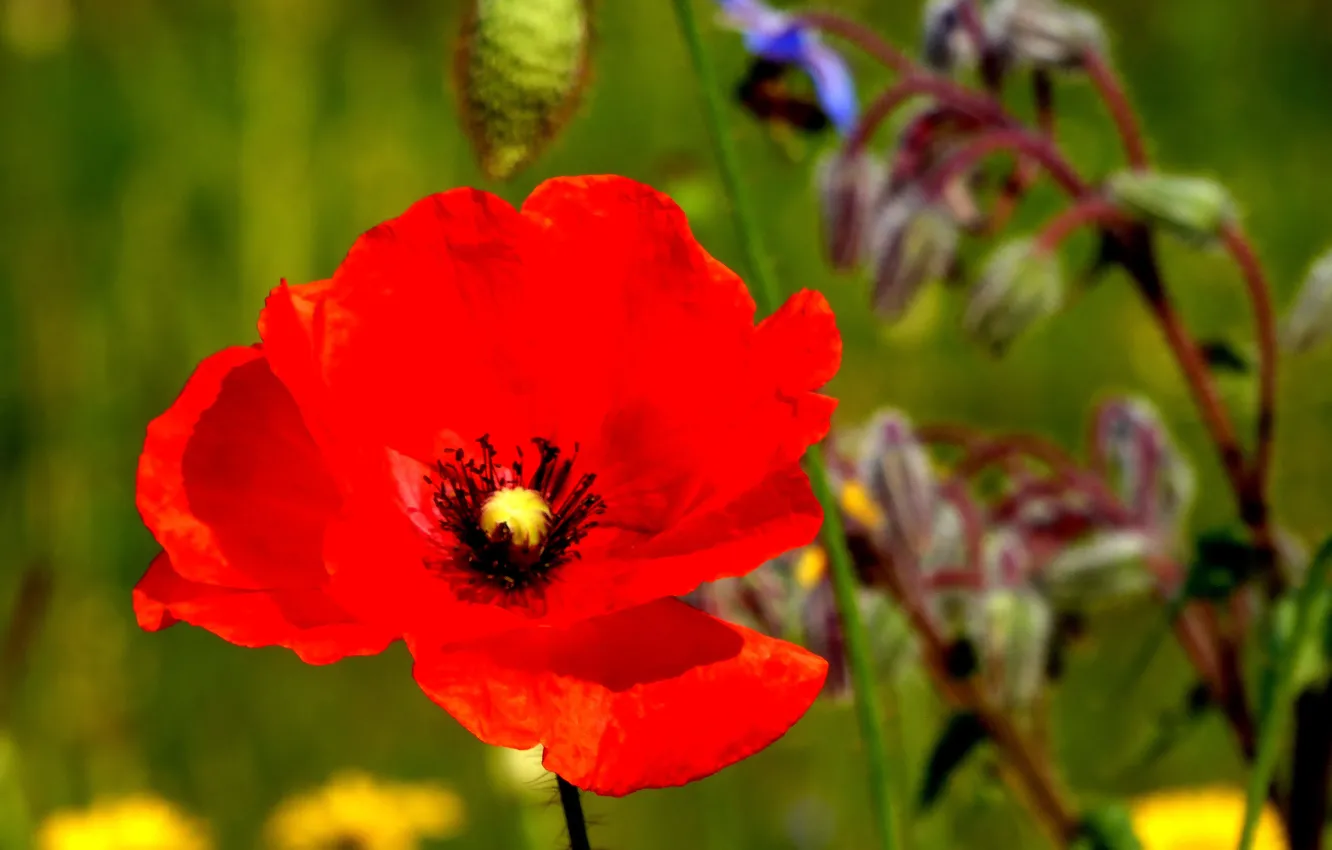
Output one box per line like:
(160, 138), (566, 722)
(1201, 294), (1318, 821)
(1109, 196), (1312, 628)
(411, 598), (827, 795)
(134, 175), (840, 793)
(133, 346), (396, 664)
(256, 175), (841, 639)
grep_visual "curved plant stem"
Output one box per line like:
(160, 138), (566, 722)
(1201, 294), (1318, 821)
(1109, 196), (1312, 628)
(927, 128), (1088, 199)
(671, 3), (901, 849)
(846, 75), (1012, 157)
(794, 10), (913, 74)
(1033, 197), (1124, 254)
(1082, 51), (1148, 168)
(1238, 538), (1332, 850)
(557, 776), (592, 850)
(1218, 223), (1279, 545)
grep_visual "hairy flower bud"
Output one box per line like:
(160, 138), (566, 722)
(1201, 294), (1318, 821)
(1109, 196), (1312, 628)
(922, 0), (981, 73)
(985, 0), (1106, 71)
(1092, 397), (1195, 545)
(857, 409), (939, 560)
(1106, 171), (1237, 245)
(1280, 248), (1332, 354)
(982, 587), (1053, 709)
(455, 0), (591, 180)
(816, 149), (887, 270)
(963, 238), (1064, 355)
(867, 188), (959, 320)
(1040, 530), (1155, 610)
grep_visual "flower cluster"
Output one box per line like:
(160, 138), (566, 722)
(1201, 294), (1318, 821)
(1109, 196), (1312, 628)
(826, 401), (1195, 710)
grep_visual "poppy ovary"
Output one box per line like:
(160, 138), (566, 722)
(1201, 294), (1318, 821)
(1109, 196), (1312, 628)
(480, 487), (552, 549)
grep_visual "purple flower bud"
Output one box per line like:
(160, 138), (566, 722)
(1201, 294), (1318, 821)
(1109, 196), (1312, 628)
(963, 238), (1064, 355)
(857, 410), (940, 561)
(816, 149), (887, 270)
(1092, 397), (1195, 548)
(866, 188), (960, 320)
(922, 0), (982, 74)
(1281, 248), (1332, 354)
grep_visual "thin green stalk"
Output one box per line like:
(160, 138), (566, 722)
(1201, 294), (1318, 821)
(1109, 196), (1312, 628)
(1238, 537), (1332, 850)
(669, 2), (901, 849)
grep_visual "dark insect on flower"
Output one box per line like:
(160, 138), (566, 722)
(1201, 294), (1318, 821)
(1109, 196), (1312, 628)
(736, 58), (832, 134)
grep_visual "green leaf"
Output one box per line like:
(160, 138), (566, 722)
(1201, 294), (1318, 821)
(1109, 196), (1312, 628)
(918, 711), (989, 811)
(1074, 804), (1144, 850)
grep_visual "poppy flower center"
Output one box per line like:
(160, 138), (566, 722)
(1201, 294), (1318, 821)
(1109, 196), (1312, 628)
(425, 435), (605, 612)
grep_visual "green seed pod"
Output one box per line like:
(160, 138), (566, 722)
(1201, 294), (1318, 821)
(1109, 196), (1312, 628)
(455, 0), (592, 180)
(963, 237), (1064, 355)
(1106, 171), (1237, 245)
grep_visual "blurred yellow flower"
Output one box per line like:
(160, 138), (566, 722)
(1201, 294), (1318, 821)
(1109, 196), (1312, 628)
(840, 480), (882, 529)
(1130, 787), (1287, 850)
(794, 546), (828, 589)
(36, 794), (211, 850)
(485, 745), (551, 799)
(264, 771), (464, 850)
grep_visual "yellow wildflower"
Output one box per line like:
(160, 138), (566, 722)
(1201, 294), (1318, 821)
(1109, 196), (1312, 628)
(794, 547), (828, 589)
(840, 479), (883, 529)
(1130, 787), (1287, 850)
(36, 794), (211, 850)
(264, 771), (464, 850)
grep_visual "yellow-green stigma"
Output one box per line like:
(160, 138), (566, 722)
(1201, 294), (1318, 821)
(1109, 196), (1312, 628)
(480, 487), (551, 549)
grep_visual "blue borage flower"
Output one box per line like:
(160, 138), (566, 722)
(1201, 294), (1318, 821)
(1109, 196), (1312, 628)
(717, 0), (859, 135)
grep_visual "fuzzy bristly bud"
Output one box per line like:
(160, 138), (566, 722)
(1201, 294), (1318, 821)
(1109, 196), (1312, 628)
(1092, 396), (1196, 543)
(963, 237), (1064, 355)
(857, 409), (939, 561)
(984, 0), (1106, 71)
(867, 188), (960, 320)
(816, 149), (887, 270)
(1106, 171), (1237, 245)
(455, 0), (591, 180)
(1280, 247), (1332, 354)
(921, 0), (981, 74)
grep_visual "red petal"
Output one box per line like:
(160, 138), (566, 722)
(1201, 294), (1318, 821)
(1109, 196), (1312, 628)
(136, 346), (341, 590)
(409, 598), (827, 796)
(255, 177), (841, 632)
(257, 190), (555, 464)
(134, 553), (395, 664)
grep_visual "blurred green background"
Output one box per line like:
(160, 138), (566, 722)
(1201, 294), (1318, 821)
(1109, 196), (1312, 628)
(3, 0), (1332, 847)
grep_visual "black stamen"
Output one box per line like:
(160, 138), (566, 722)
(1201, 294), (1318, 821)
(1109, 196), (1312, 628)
(425, 436), (606, 613)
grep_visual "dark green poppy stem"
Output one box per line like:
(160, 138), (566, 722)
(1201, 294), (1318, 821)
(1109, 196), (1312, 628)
(557, 775), (592, 850)
(669, 2), (901, 849)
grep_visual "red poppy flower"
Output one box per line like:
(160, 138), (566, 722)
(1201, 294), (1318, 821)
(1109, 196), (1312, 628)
(133, 175), (841, 795)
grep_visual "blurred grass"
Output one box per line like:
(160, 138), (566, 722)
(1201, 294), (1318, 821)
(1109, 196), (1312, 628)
(3, 0), (1332, 847)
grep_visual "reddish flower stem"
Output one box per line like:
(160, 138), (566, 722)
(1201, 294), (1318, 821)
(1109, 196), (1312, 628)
(1033, 197), (1124, 254)
(876, 557), (1081, 844)
(985, 72), (1056, 236)
(1082, 51), (1148, 168)
(918, 423), (1080, 474)
(926, 128), (1088, 199)
(1218, 223), (1279, 541)
(794, 10), (914, 75)
(845, 75), (1012, 157)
